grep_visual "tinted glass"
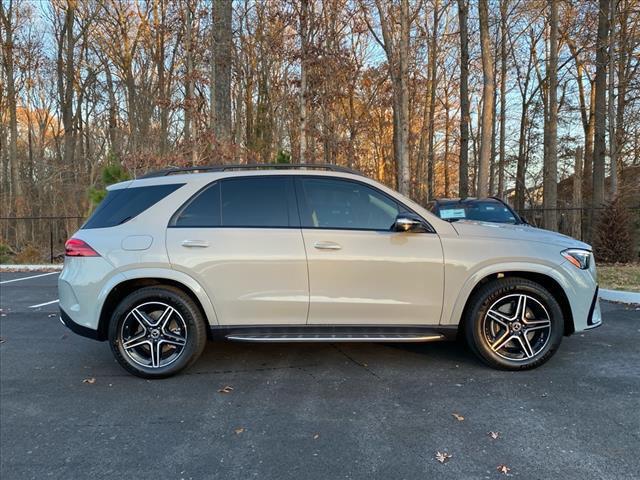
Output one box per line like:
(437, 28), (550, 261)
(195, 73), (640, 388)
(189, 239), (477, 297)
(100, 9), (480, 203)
(173, 182), (221, 227)
(298, 178), (399, 230)
(83, 184), (184, 229)
(439, 201), (518, 224)
(220, 177), (292, 227)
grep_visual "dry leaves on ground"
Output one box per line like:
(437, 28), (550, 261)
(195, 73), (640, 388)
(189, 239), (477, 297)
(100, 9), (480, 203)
(497, 464), (511, 474)
(0, 337), (5, 344)
(313, 434), (320, 440)
(82, 377), (96, 384)
(452, 413), (464, 421)
(217, 385), (234, 394)
(435, 451), (452, 464)
(234, 427), (245, 434)
(488, 431), (500, 439)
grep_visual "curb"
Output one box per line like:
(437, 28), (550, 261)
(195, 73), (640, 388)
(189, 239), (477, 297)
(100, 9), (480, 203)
(599, 289), (640, 305)
(0, 264), (63, 272)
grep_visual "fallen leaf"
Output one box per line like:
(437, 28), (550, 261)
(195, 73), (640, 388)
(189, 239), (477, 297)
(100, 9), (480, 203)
(435, 451), (452, 464)
(234, 427), (244, 434)
(0, 337), (5, 344)
(48, 313), (57, 318)
(497, 464), (511, 474)
(218, 385), (234, 394)
(452, 413), (464, 421)
(313, 434), (320, 440)
(488, 431), (500, 440)
(82, 377), (96, 384)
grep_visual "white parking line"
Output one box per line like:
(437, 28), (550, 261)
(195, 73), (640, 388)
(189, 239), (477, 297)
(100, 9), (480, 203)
(0, 272), (59, 285)
(29, 299), (60, 309)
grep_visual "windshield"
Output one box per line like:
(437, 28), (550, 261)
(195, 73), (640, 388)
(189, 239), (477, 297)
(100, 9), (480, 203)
(438, 201), (519, 224)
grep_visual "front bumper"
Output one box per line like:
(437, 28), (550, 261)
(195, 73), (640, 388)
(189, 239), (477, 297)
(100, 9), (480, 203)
(59, 308), (102, 341)
(584, 286), (603, 330)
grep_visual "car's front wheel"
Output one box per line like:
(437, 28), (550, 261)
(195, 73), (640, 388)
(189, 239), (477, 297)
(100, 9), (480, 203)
(108, 286), (207, 378)
(464, 277), (564, 370)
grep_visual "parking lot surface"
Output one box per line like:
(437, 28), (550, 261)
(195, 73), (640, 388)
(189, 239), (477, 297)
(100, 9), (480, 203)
(1, 271), (639, 479)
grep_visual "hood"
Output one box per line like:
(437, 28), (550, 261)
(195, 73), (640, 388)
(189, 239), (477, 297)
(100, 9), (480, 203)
(450, 220), (591, 250)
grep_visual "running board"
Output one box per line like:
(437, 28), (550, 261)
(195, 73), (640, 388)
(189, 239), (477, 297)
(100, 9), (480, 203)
(225, 333), (445, 343)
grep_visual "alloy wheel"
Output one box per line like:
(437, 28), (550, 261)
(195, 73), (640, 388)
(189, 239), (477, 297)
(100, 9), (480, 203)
(120, 301), (188, 369)
(482, 294), (552, 361)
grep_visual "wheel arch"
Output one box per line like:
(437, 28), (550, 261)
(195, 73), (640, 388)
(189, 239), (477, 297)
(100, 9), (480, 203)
(449, 266), (575, 337)
(96, 269), (218, 341)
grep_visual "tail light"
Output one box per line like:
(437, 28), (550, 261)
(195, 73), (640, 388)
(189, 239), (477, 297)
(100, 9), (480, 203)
(65, 238), (100, 257)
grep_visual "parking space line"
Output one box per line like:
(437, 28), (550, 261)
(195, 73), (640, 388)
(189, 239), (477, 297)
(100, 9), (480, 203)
(29, 299), (60, 309)
(0, 272), (59, 285)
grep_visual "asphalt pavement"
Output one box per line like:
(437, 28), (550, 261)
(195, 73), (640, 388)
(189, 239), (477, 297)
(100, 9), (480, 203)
(1, 271), (639, 480)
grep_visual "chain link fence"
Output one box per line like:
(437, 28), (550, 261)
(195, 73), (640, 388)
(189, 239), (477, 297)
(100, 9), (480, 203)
(0, 216), (85, 264)
(1, 206), (638, 264)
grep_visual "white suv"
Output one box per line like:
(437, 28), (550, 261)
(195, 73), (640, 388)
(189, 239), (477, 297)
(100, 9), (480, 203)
(59, 164), (601, 378)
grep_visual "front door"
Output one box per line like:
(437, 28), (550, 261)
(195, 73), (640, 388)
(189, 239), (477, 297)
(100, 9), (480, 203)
(295, 176), (444, 325)
(166, 175), (308, 325)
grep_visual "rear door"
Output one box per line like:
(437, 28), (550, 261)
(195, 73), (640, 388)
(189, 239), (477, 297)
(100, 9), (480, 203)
(166, 175), (309, 325)
(295, 176), (444, 325)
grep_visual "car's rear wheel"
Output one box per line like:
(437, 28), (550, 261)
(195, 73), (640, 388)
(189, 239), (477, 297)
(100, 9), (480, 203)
(108, 286), (207, 378)
(464, 277), (564, 370)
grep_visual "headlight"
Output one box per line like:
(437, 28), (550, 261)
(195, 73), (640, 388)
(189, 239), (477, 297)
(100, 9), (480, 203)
(561, 248), (591, 270)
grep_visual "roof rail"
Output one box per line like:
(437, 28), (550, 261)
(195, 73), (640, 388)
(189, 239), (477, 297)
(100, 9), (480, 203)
(138, 163), (362, 179)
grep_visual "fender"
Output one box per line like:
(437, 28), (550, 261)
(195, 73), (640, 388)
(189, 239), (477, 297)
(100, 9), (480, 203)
(97, 267), (219, 326)
(443, 260), (565, 326)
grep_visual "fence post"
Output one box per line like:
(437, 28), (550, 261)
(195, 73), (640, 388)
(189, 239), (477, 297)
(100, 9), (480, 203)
(49, 221), (53, 263)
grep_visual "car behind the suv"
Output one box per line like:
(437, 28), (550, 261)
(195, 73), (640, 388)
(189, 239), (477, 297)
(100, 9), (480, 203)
(59, 164), (601, 378)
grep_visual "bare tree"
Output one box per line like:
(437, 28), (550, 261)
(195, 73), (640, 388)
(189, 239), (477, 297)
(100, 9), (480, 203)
(212, 0), (233, 144)
(543, 0), (558, 230)
(457, 0), (470, 198)
(592, 0), (609, 212)
(477, 0), (494, 197)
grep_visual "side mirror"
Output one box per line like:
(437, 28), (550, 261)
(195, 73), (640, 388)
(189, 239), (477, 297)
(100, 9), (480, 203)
(393, 214), (428, 233)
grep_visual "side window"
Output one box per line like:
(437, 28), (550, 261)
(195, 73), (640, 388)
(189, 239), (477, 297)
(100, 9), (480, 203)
(173, 182), (221, 227)
(220, 177), (293, 227)
(298, 178), (400, 231)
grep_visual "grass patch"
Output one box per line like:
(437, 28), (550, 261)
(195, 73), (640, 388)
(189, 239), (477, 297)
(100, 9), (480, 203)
(597, 263), (640, 292)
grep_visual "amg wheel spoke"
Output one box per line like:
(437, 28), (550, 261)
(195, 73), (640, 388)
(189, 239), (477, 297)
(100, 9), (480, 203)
(150, 342), (162, 368)
(524, 323), (551, 333)
(162, 332), (186, 347)
(157, 306), (175, 329)
(131, 308), (154, 328)
(490, 332), (514, 352)
(123, 333), (148, 351)
(514, 295), (527, 321)
(486, 309), (510, 328)
(516, 335), (535, 359)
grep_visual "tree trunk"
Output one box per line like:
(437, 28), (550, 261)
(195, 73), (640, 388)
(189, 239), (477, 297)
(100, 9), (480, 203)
(497, 0), (508, 198)
(184, 1), (194, 161)
(477, 0), (494, 197)
(571, 147), (583, 239)
(299, 0), (309, 163)
(457, 0), (470, 198)
(213, 0), (233, 144)
(543, 0), (558, 230)
(608, 0), (618, 198)
(592, 0), (609, 214)
(426, 0), (439, 201)
(397, 0), (410, 196)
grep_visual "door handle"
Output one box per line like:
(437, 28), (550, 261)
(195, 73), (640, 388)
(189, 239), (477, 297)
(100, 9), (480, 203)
(313, 241), (342, 250)
(181, 240), (210, 248)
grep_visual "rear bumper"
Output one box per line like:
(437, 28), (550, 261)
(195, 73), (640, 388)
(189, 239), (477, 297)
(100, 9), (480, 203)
(59, 308), (103, 341)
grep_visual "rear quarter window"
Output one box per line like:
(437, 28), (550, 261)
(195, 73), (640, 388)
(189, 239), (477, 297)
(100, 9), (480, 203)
(83, 183), (184, 229)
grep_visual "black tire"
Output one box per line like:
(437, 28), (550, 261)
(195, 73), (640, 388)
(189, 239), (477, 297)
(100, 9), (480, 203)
(464, 277), (564, 370)
(108, 285), (207, 378)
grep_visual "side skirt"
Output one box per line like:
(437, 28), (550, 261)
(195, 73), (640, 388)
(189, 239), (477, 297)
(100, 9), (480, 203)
(209, 325), (458, 343)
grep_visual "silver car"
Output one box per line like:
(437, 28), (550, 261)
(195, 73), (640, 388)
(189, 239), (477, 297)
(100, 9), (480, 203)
(58, 164), (602, 378)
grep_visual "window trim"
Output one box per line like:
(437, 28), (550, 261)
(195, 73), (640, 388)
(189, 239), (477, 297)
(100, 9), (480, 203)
(168, 175), (300, 229)
(293, 176), (435, 233)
